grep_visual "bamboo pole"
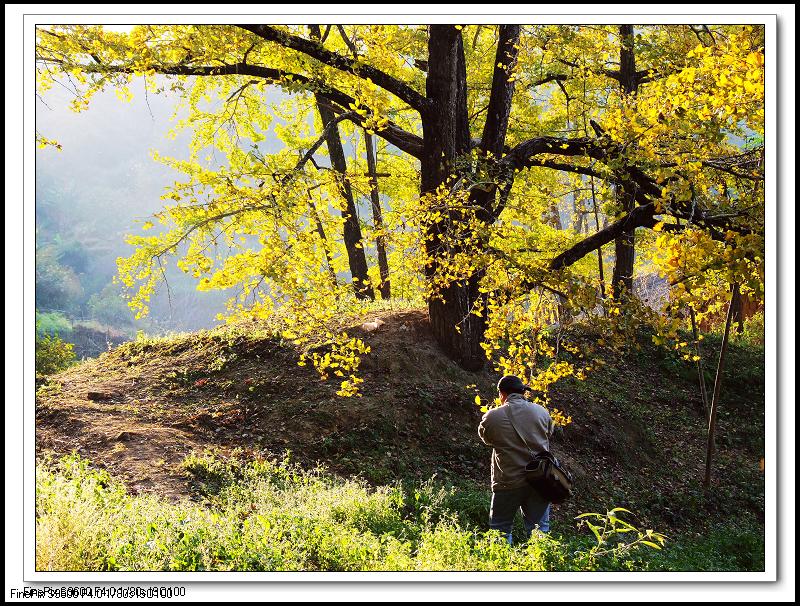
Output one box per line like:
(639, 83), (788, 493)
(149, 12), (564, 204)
(689, 305), (710, 419)
(704, 282), (740, 489)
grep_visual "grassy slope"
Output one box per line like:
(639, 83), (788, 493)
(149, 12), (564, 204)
(36, 308), (765, 542)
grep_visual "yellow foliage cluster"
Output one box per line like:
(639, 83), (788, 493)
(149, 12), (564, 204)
(299, 333), (371, 397)
(480, 293), (589, 427)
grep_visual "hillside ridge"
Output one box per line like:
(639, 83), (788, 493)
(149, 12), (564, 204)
(36, 308), (765, 532)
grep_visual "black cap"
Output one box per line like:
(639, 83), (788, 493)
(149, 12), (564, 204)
(497, 375), (531, 395)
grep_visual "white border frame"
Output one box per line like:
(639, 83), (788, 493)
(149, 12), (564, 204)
(6, 4), (795, 600)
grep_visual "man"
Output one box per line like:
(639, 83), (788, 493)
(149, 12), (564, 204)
(478, 375), (555, 544)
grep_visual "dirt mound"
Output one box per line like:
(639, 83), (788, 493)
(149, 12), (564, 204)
(35, 308), (765, 532)
(36, 310), (486, 494)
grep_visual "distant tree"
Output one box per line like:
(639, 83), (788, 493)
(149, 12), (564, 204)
(53, 237), (91, 274)
(86, 284), (135, 327)
(35, 245), (84, 312)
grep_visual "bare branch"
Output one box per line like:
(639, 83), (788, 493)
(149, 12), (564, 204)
(224, 79), (260, 103)
(336, 25), (359, 56)
(288, 111), (359, 179)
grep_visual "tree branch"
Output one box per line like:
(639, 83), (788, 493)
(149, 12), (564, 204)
(479, 25), (520, 155)
(525, 158), (608, 181)
(236, 24), (429, 112)
(549, 204), (659, 271)
(320, 25), (332, 44)
(336, 25), (359, 56)
(285, 111), (359, 180)
(530, 73), (568, 88)
(553, 55), (679, 88)
(503, 132), (663, 200)
(549, 200), (756, 273)
(557, 57), (621, 82)
(54, 58), (424, 158)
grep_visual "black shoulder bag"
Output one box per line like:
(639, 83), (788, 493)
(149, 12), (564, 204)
(505, 404), (574, 504)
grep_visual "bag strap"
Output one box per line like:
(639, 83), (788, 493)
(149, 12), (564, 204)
(504, 403), (536, 456)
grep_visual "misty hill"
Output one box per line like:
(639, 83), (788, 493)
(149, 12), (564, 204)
(35, 78), (279, 339)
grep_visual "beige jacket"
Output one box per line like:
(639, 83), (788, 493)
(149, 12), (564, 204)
(478, 393), (554, 491)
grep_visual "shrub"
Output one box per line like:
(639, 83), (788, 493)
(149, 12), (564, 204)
(35, 310), (73, 337)
(736, 310), (765, 347)
(35, 328), (76, 376)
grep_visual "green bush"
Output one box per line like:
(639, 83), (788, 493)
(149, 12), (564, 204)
(631, 522), (765, 571)
(35, 310), (73, 337)
(35, 328), (76, 376)
(736, 310), (765, 347)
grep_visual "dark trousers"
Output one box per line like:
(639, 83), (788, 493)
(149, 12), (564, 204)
(489, 484), (551, 544)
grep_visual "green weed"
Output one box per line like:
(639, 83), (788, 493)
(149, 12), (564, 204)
(35, 453), (761, 572)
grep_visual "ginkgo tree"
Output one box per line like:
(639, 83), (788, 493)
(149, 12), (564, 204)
(36, 23), (765, 406)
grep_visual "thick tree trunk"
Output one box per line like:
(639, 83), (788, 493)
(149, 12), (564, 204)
(421, 25), (520, 370)
(422, 25), (487, 370)
(428, 274), (487, 371)
(612, 24), (638, 300)
(364, 130), (391, 299)
(313, 95), (374, 300)
(612, 186), (636, 298)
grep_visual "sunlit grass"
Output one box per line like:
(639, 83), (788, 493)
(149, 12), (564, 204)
(36, 453), (762, 572)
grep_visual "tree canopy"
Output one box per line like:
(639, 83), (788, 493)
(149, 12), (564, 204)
(36, 24), (765, 405)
